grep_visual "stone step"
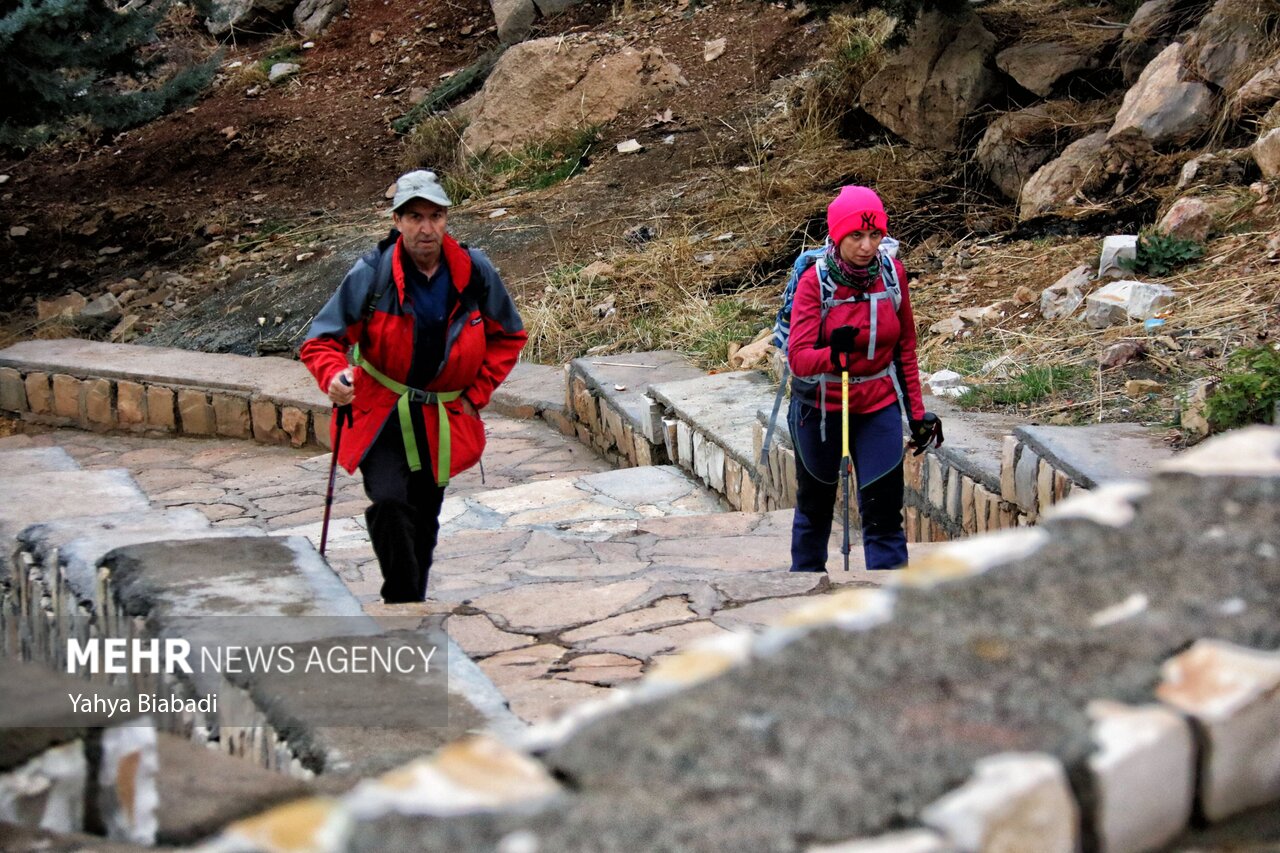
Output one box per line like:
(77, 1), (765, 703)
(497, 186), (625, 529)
(489, 361), (572, 434)
(649, 370), (778, 511)
(565, 350), (706, 467)
(1004, 422), (1174, 521)
(0, 338), (332, 450)
(92, 535), (515, 777)
(0, 657), (158, 844)
(11, 508), (262, 670)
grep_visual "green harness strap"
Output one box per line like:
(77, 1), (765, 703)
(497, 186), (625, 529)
(352, 346), (462, 486)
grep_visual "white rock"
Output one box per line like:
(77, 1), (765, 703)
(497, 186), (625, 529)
(926, 369), (966, 391)
(1098, 235), (1138, 278)
(0, 175), (10, 184)
(933, 386), (970, 399)
(488, 208), (508, 218)
(704, 38), (726, 62)
(1156, 640), (1280, 821)
(616, 139), (643, 154)
(1040, 264), (1093, 320)
(268, 62), (301, 83)
(1086, 701), (1193, 853)
(1084, 280), (1174, 328)
(9, 226), (28, 238)
(921, 753), (1078, 853)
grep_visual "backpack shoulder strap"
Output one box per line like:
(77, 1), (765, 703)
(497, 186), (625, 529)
(362, 233), (398, 322)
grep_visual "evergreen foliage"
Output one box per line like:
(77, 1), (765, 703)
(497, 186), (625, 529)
(0, 0), (216, 149)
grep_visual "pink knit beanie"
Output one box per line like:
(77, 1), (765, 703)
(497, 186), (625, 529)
(827, 186), (888, 247)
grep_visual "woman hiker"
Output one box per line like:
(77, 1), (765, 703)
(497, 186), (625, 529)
(786, 185), (942, 572)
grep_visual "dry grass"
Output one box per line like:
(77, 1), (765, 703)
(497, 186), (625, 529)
(916, 196), (1280, 424)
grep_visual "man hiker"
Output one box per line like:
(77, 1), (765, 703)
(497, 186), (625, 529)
(301, 169), (527, 603)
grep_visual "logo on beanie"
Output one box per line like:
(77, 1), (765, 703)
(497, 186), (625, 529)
(861, 213), (879, 230)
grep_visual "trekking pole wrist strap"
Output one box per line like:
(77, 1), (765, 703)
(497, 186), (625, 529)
(353, 345), (463, 486)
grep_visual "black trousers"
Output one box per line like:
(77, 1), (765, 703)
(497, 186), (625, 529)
(358, 413), (446, 603)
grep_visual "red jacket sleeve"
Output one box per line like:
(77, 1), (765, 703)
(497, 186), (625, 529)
(299, 256), (375, 394)
(462, 251), (527, 410)
(891, 258), (927, 421)
(786, 266), (836, 378)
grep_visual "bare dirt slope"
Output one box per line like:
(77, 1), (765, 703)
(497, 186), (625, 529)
(0, 0), (804, 317)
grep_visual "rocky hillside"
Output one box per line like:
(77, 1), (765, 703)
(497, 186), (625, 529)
(1, 0), (1277, 438)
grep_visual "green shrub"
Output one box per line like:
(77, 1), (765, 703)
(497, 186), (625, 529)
(1120, 231), (1205, 277)
(1204, 344), (1280, 431)
(0, 0), (217, 149)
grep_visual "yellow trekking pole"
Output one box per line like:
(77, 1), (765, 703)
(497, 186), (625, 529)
(840, 361), (852, 572)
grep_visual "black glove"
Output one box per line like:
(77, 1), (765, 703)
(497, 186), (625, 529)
(827, 325), (860, 370)
(908, 413), (944, 455)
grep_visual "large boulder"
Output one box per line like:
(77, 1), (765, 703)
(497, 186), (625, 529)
(1187, 0), (1274, 92)
(205, 0), (293, 35)
(460, 37), (686, 155)
(1018, 131), (1108, 220)
(976, 103), (1097, 201)
(1108, 43), (1217, 147)
(996, 42), (1099, 97)
(860, 10), (999, 152)
(293, 0), (346, 36)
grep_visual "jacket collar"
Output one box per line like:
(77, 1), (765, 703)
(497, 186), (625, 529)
(389, 233), (473, 305)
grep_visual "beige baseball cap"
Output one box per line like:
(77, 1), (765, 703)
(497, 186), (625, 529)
(390, 169), (452, 212)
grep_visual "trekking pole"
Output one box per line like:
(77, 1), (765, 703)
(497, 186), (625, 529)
(319, 376), (353, 557)
(840, 354), (852, 572)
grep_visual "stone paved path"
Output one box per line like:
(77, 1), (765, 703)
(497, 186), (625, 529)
(10, 414), (901, 724)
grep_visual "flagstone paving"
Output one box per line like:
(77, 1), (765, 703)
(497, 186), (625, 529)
(13, 413), (911, 724)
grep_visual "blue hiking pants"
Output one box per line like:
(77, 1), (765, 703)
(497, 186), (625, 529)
(789, 397), (907, 571)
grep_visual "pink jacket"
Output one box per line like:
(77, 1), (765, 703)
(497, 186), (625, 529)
(786, 256), (926, 420)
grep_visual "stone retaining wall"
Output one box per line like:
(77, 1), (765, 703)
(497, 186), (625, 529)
(0, 341), (332, 451)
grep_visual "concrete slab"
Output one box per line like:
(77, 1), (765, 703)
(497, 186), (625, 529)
(489, 361), (567, 419)
(0, 447), (79, 476)
(0, 339), (328, 411)
(571, 351), (703, 432)
(102, 536), (369, 635)
(226, 628), (478, 778)
(926, 396), (1019, 492)
(649, 371), (776, 467)
(17, 508), (254, 608)
(1016, 423), (1172, 488)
